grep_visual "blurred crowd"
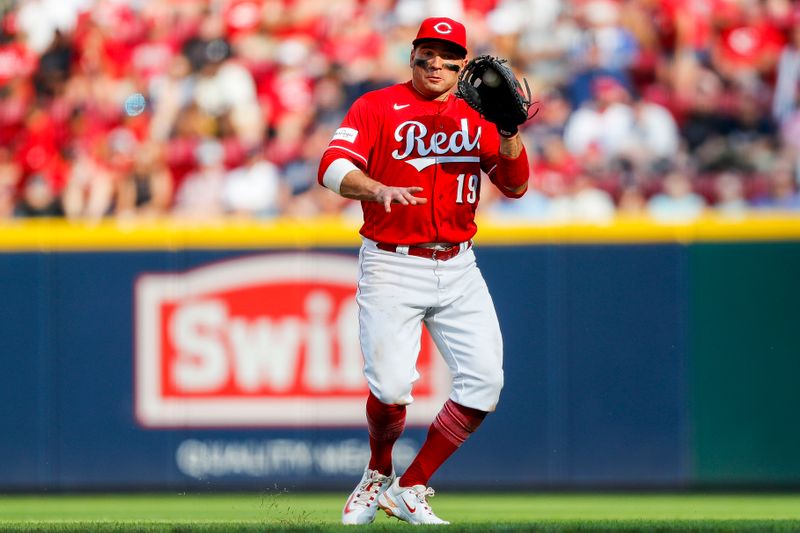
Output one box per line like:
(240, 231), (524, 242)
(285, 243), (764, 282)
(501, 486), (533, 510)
(1, 0), (799, 223)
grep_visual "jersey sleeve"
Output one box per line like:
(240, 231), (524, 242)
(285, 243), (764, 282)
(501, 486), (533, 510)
(317, 95), (381, 187)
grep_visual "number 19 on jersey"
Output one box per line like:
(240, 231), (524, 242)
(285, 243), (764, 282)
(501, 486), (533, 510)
(456, 174), (479, 204)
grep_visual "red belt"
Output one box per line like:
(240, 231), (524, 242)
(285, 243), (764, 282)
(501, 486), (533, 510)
(376, 241), (471, 261)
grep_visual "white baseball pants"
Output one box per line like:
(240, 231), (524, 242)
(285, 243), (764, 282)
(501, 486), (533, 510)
(356, 237), (504, 412)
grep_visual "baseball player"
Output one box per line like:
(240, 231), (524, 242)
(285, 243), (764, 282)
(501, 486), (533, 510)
(316, 17), (530, 525)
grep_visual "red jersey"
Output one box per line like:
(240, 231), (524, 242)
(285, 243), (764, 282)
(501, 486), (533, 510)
(318, 81), (528, 244)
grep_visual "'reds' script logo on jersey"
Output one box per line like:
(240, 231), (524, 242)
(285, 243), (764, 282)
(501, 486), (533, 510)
(135, 254), (449, 428)
(392, 118), (481, 171)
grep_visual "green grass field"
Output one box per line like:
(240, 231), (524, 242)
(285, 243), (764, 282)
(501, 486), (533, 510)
(1, 493), (799, 532)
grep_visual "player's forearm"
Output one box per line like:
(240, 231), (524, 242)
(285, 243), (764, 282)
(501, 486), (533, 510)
(341, 170), (428, 212)
(319, 155), (426, 211)
(339, 170), (384, 201)
(499, 133), (523, 159)
(494, 136), (529, 198)
(319, 155), (380, 200)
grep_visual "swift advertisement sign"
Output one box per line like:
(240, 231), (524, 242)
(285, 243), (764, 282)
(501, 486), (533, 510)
(134, 253), (449, 428)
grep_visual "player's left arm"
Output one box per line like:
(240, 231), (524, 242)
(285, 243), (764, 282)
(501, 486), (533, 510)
(482, 128), (530, 199)
(459, 55), (535, 198)
(495, 134), (528, 197)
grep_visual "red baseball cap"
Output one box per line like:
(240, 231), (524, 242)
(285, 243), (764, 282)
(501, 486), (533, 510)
(412, 17), (468, 56)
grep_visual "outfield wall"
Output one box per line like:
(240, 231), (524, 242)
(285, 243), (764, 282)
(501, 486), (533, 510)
(1, 217), (799, 491)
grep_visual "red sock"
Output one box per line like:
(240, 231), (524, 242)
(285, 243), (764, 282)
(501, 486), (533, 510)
(399, 399), (487, 487)
(366, 392), (406, 476)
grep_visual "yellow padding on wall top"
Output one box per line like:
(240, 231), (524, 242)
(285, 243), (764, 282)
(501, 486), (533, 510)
(1, 214), (800, 251)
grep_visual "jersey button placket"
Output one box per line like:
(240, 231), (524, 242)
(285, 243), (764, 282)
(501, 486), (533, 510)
(431, 107), (446, 242)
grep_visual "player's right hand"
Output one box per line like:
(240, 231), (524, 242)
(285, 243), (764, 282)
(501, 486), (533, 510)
(374, 186), (428, 213)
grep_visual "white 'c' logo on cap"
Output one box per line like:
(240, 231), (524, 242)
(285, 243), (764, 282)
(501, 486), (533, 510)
(433, 22), (452, 34)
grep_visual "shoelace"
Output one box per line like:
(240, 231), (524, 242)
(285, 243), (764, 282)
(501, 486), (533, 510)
(352, 474), (389, 508)
(412, 486), (436, 512)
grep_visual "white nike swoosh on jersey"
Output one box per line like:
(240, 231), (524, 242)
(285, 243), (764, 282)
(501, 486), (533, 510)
(393, 103), (410, 110)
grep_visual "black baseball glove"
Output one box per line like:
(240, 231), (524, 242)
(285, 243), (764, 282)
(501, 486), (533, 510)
(455, 55), (536, 137)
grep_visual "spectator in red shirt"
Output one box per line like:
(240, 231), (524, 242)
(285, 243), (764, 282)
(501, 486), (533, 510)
(712, 0), (785, 83)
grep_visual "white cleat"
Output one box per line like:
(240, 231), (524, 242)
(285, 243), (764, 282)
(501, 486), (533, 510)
(341, 467), (395, 525)
(377, 478), (450, 525)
